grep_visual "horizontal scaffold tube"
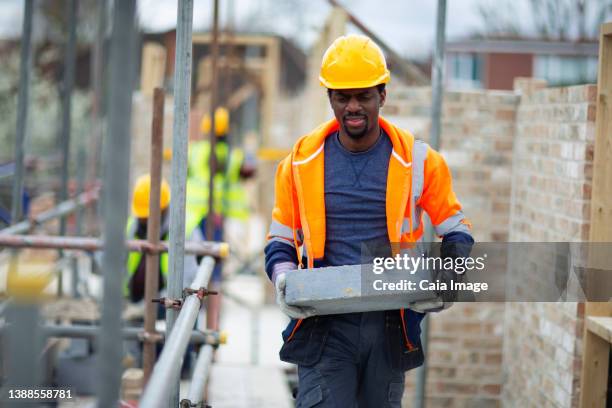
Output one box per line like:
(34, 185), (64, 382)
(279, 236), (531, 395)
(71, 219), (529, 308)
(0, 234), (229, 258)
(0, 323), (224, 346)
(0, 188), (99, 236)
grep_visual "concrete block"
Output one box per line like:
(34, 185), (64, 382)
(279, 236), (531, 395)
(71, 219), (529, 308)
(285, 264), (439, 315)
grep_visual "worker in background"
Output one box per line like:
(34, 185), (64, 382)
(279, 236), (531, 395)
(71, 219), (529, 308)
(186, 107), (255, 331)
(125, 174), (201, 375)
(125, 174), (199, 304)
(264, 35), (474, 407)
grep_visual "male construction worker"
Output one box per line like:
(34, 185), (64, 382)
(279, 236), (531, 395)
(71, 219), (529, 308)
(264, 35), (474, 407)
(186, 107), (255, 330)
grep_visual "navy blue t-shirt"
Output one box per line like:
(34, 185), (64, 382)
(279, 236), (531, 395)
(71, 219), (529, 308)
(323, 130), (392, 267)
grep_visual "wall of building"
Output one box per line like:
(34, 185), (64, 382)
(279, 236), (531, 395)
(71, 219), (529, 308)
(384, 86), (519, 243)
(384, 81), (595, 407)
(384, 87), (518, 407)
(502, 83), (596, 408)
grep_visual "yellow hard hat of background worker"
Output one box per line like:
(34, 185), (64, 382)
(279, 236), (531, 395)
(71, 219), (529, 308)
(319, 34), (390, 89)
(131, 174), (171, 218)
(200, 107), (230, 136)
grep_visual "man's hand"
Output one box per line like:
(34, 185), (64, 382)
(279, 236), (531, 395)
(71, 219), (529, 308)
(273, 262), (316, 319)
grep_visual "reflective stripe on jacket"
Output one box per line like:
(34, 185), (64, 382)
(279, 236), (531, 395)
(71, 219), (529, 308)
(267, 116), (470, 269)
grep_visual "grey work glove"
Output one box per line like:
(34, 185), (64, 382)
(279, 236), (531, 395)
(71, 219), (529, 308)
(273, 262), (316, 319)
(408, 298), (451, 313)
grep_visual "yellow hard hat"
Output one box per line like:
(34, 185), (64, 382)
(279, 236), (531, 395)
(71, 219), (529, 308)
(319, 34), (390, 89)
(200, 107), (230, 136)
(131, 174), (171, 218)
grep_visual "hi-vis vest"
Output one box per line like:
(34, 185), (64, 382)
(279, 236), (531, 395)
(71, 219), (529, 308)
(124, 217), (201, 299)
(186, 140), (249, 224)
(124, 217), (169, 298)
(266, 116), (471, 270)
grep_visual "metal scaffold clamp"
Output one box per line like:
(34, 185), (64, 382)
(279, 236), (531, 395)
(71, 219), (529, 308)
(151, 297), (183, 309)
(179, 399), (211, 408)
(138, 329), (164, 344)
(183, 286), (218, 302)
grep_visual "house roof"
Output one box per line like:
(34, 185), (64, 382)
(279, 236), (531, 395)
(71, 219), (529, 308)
(446, 38), (598, 57)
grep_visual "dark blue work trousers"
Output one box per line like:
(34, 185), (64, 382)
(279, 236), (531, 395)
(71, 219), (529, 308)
(296, 311), (405, 408)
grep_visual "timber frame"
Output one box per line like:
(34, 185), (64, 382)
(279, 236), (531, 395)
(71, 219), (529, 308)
(580, 22), (612, 408)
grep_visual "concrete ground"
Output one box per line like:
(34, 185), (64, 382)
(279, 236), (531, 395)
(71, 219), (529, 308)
(206, 273), (294, 407)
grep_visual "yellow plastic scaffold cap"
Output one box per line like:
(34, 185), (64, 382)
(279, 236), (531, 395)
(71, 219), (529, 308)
(218, 330), (229, 345)
(218, 242), (230, 259)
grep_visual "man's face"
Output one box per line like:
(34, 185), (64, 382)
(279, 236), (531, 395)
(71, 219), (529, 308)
(328, 86), (386, 140)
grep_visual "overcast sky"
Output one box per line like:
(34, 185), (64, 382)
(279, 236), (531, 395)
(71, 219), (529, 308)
(0, 0), (531, 59)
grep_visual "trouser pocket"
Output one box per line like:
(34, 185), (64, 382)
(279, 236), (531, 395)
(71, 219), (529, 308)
(280, 316), (330, 366)
(388, 382), (404, 406)
(385, 311), (424, 371)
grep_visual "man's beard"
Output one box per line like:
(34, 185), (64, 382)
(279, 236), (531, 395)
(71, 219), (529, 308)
(342, 115), (369, 140)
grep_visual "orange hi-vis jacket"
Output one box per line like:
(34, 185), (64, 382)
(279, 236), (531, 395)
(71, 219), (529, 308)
(268, 115), (470, 268)
(266, 117), (470, 371)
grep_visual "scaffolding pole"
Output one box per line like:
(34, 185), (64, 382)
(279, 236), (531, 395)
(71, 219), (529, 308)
(206, 0), (220, 241)
(0, 323), (223, 345)
(166, 1), (194, 406)
(72, 147), (87, 297)
(0, 234), (228, 257)
(10, 0), (33, 225)
(143, 88), (165, 385)
(140, 257), (215, 408)
(2, 304), (43, 396)
(181, 344), (214, 407)
(88, 0), (107, 185)
(44, 324), (220, 345)
(58, 0), (78, 239)
(96, 0), (137, 406)
(0, 188), (99, 236)
(415, 1), (447, 408)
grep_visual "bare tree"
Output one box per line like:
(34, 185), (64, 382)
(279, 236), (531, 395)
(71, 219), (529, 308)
(477, 0), (612, 40)
(476, 1), (521, 38)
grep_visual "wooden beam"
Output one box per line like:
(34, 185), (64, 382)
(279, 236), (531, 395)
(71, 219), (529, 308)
(227, 83), (258, 111)
(588, 23), (612, 243)
(192, 33), (272, 47)
(581, 329), (610, 408)
(261, 37), (280, 147)
(140, 42), (166, 96)
(581, 22), (612, 408)
(586, 316), (612, 343)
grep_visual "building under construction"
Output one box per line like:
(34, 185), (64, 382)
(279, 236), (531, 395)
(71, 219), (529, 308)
(0, 1), (611, 407)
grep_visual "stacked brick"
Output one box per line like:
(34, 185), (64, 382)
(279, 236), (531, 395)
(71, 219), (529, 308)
(385, 87), (518, 407)
(509, 84), (596, 242)
(386, 82), (596, 407)
(503, 83), (596, 407)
